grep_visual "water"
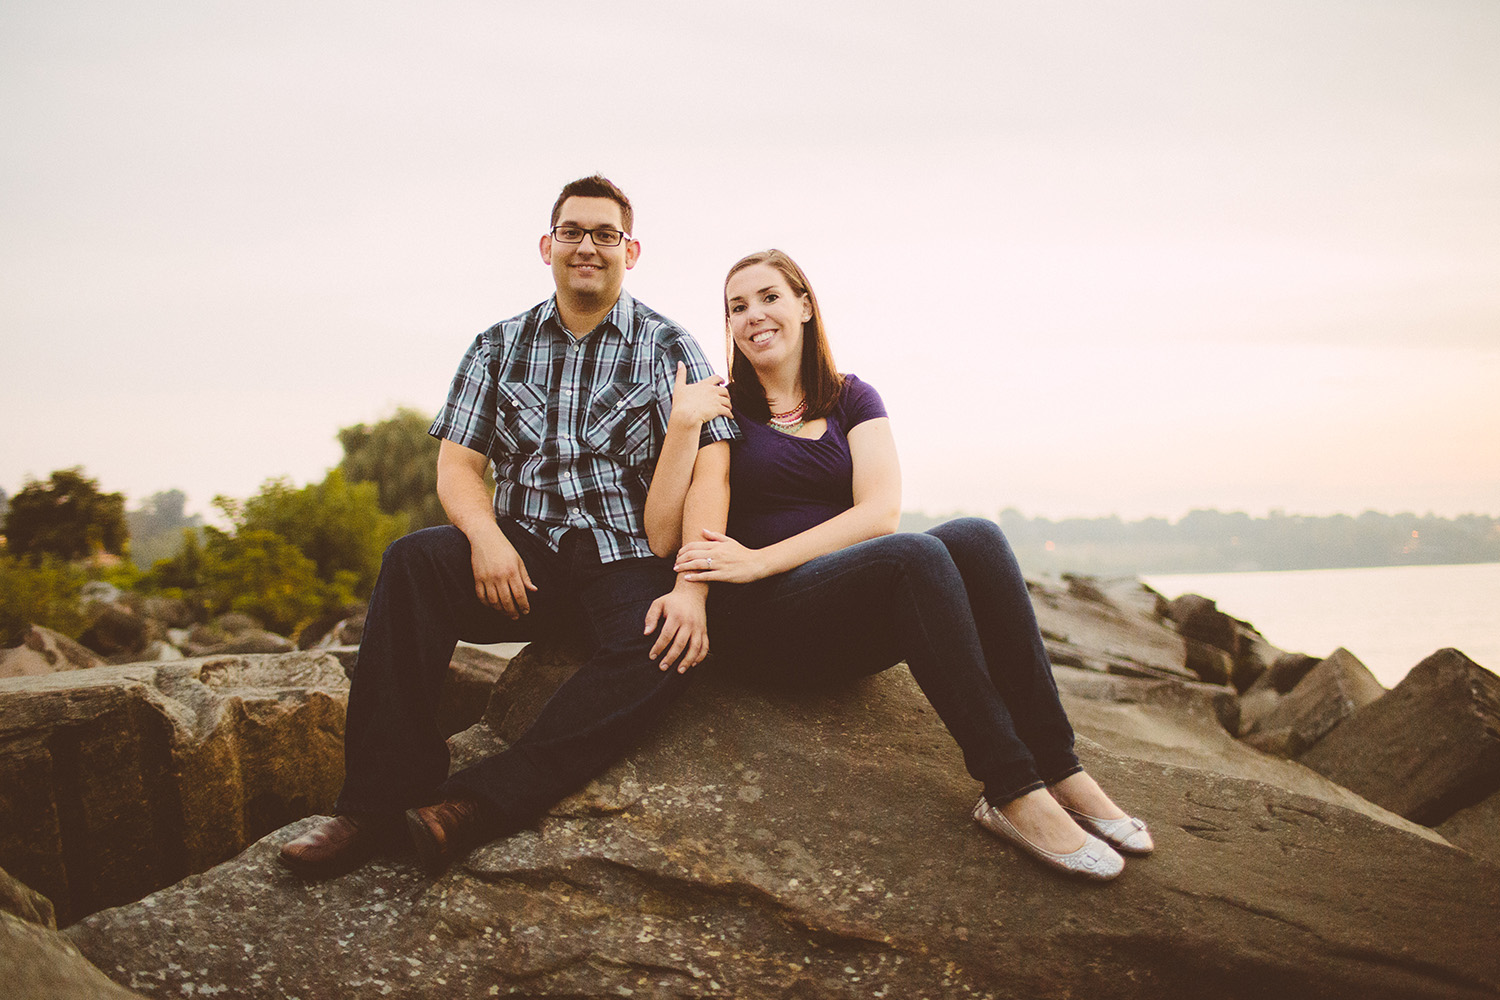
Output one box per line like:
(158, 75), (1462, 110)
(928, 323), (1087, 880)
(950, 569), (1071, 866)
(1141, 563), (1500, 688)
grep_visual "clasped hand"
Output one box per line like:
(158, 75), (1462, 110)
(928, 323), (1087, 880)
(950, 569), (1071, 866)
(674, 529), (766, 584)
(669, 362), (732, 427)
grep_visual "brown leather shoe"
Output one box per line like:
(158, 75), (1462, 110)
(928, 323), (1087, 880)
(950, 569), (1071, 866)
(406, 796), (487, 875)
(278, 814), (385, 878)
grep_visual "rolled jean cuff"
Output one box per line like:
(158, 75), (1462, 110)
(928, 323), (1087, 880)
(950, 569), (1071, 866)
(1042, 762), (1085, 787)
(986, 778), (1047, 807)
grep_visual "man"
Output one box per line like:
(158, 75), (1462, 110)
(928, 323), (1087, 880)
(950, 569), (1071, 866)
(280, 174), (738, 877)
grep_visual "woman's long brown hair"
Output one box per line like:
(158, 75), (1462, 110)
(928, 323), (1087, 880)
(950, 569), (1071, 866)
(723, 249), (844, 420)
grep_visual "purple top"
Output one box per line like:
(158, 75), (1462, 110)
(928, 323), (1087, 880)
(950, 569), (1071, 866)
(727, 374), (888, 549)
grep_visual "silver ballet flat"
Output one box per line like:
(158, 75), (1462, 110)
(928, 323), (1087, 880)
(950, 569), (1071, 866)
(1063, 807), (1155, 855)
(972, 797), (1124, 881)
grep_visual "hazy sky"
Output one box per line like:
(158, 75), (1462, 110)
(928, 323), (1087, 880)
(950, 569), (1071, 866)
(4, 1), (1497, 522)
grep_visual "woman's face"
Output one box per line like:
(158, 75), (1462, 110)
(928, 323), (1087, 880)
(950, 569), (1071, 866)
(725, 263), (812, 375)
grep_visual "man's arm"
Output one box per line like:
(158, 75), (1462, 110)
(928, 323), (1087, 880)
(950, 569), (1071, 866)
(642, 440), (730, 672)
(437, 437), (536, 619)
(644, 363), (732, 557)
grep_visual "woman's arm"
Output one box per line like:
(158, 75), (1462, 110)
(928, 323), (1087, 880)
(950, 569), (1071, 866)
(644, 363), (731, 557)
(675, 417), (901, 583)
(643, 440), (731, 672)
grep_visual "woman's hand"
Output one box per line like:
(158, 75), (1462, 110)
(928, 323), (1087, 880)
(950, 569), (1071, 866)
(674, 529), (769, 584)
(668, 362), (732, 429)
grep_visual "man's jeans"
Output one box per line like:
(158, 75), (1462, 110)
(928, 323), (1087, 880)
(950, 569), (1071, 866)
(709, 517), (1081, 806)
(335, 522), (687, 829)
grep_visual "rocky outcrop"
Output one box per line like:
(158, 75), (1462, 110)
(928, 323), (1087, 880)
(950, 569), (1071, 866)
(66, 646), (1500, 999)
(2, 911), (147, 1000)
(1240, 647), (1386, 757)
(1, 863), (55, 927)
(1031, 578), (1284, 691)
(1300, 648), (1500, 826)
(1029, 576), (1199, 681)
(0, 625), (105, 678)
(0, 653), (349, 924)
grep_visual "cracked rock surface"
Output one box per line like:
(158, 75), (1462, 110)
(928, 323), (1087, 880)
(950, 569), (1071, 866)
(67, 645), (1500, 999)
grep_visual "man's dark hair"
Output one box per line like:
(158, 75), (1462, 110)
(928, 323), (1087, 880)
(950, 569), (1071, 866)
(551, 174), (634, 235)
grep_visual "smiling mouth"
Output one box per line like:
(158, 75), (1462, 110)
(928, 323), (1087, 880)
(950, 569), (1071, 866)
(750, 330), (774, 344)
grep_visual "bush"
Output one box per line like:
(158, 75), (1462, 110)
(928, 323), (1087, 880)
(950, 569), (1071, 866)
(0, 554), (88, 642)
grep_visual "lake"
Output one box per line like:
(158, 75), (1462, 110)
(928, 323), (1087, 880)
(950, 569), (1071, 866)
(1141, 562), (1500, 688)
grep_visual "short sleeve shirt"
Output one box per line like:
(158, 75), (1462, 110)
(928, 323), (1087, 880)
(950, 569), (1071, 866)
(430, 291), (740, 562)
(726, 374), (888, 549)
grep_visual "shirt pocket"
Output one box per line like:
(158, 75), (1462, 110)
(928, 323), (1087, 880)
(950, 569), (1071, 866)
(582, 381), (658, 466)
(493, 381), (550, 456)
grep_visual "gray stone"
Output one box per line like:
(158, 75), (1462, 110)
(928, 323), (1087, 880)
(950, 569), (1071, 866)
(1053, 666), (1442, 844)
(66, 654), (1499, 999)
(1, 864), (54, 927)
(0, 652), (348, 924)
(1029, 577), (1199, 681)
(1242, 647), (1385, 758)
(0, 625), (105, 678)
(1300, 648), (1500, 826)
(2, 911), (146, 999)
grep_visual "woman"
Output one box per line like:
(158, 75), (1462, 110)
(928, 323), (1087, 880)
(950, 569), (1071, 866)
(659, 249), (1151, 881)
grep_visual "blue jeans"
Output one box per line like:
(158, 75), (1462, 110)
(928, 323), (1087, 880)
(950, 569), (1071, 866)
(708, 517), (1081, 805)
(335, 523), (688, 828)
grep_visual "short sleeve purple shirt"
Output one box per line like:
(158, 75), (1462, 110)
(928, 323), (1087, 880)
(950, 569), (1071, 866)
(727, 374), (888, 549)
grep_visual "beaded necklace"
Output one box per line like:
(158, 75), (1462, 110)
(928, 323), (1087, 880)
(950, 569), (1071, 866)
(768, 397), (807, 436)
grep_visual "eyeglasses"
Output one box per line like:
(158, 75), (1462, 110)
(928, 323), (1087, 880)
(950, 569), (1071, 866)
(550, 225), (630, 247)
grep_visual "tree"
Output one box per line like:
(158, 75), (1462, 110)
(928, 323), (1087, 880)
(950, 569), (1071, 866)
(2, 468), (127, 563)
(198, 528), (336, 635)
(127, 489), (205, 568)
(337, 408), (447, 531)
(229, 470), (407, 593)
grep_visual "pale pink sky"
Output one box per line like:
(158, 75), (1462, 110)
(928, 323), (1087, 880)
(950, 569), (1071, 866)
(3, 1), (1497, 521)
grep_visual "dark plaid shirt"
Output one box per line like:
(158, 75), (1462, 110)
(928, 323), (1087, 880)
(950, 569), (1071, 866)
(430, 291), (739, 563)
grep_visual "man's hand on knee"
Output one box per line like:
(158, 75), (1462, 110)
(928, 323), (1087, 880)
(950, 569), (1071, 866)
(643, 580), (710, 674)
(469, 529), (537, 619)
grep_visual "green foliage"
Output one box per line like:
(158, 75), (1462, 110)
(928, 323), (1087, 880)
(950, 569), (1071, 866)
(228, 470), (406, 594)
(196, 528), (336, 635)
(0, 554), (88, 641)
(2, 468), (128, 562)
(337, 408), (447, 531)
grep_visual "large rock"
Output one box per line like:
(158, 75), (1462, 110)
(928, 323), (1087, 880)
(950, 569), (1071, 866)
(1028, 576), (1200, 682)
(1164, 593), (1279, 691)
(79, 602), (155, 661)
(1, 864), (55, 927)
(1241, 647), (1386, 758)
(1439, 789), (1500, 866)
(0, 625), (105, 678)
(0, 652), (349, 924)
(66, 648), (1499, 999)
(2, 911), (147, 1000)
(1300, 648), (1500, 826)
(1052, 667), (1444, 844)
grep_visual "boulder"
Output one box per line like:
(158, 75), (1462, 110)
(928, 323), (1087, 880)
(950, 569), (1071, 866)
(207, 630), (297, 655)
(1163, 594), (1277, 691)
(1241, 648), (1385, 758)
(297, 604), (367, 650)
(1052, 666), (1441, 844)
(66, 648), (1499, 999)
(1437, 789), (1500, 866)
(439, 645), (512, 737)
(1300, 648), (1500, 826)
(1, 864), (54, 927)
(0, 625), (105, 678)
(79, 602), (153, 660)
(2, 911), (147, 1000)
(0, 652), (349, 924)
(1028, 577), (1199, 682)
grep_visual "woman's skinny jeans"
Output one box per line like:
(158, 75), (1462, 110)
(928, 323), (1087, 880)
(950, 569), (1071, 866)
(708, 517), (1081, 806)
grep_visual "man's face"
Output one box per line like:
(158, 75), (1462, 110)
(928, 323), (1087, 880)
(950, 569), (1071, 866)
(540, 196), (640, 306)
